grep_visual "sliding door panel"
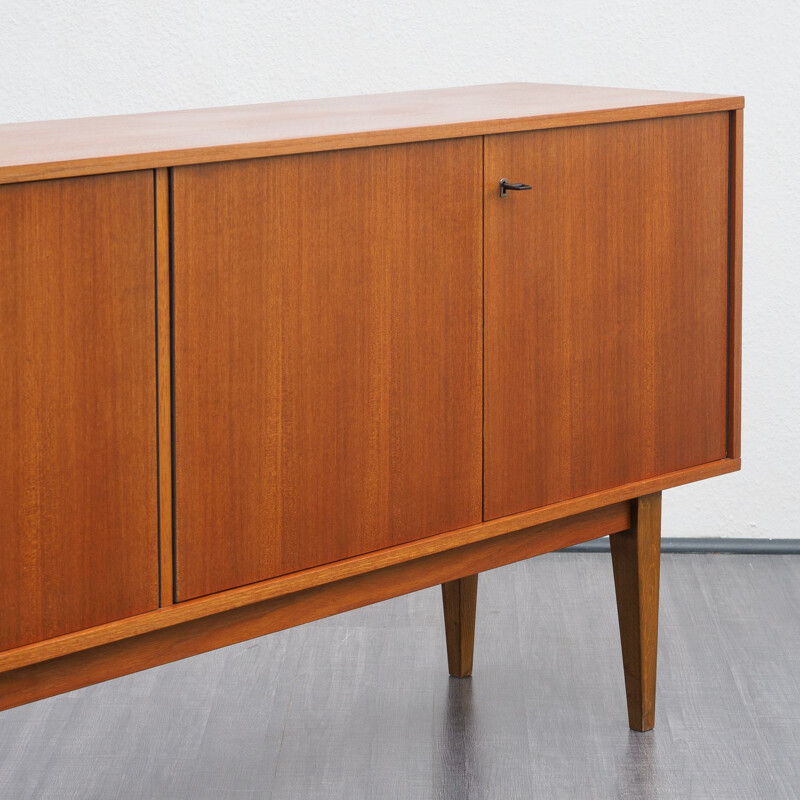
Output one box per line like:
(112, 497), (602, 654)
(484, 114), (730, 520)
(0, 172), (159, 651)
(173, 139), (482, 600)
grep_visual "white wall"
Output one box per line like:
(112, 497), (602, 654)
(2, 1), (798, 539)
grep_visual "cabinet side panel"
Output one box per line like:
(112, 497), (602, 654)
(727, 109), (743, 459)
(0, 172), (159, 652)
(484, 114), (730, 520)
(173, 139), (482, 600)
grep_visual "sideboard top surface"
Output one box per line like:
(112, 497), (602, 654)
(0, 82), (743, 184)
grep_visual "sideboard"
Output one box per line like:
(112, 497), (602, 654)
(0, 83), (743, 730)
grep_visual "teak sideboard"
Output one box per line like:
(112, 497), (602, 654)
(0, 83), (743, 730)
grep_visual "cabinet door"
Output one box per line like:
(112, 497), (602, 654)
(484, 114), (730, 520)
(0, 173), (159, 652)
(173, 139), (482, 601)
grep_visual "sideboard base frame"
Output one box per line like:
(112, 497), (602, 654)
(0, 458), (738, 673)
(0, 499), (637, 712)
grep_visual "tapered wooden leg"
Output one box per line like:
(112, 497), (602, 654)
(441, 573), (478, 678)
(610, 492), (662, 731)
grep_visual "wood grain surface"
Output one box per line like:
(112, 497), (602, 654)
(0, 458), (737, 676)
(172, 139), (483, 600)
(154, 168), (174, 606)
(727, 109), (744, 459)
(0, 172), (159, 652)
(484, 113), (731, 520)
(610, 492), (662, 731)
(441, 574), (478, 678)
(0, 502), (629, 711)
(0, 83), (743, 184)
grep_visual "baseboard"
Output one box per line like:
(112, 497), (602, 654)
(563, 537), (800, 554)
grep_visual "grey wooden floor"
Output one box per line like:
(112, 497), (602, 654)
(1, 553), (799, 800)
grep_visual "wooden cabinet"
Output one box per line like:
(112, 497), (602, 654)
(0, 172), (159, 652)
(172, 141), (483, 600)
(0, 84), (743, 732)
